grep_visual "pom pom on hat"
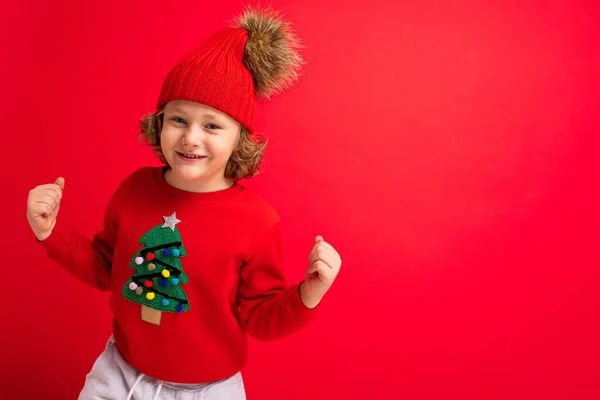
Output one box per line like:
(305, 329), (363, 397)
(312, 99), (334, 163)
(234, 5), (305, 100)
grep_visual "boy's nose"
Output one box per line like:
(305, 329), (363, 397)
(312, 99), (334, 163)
(182, 128), (204, 147)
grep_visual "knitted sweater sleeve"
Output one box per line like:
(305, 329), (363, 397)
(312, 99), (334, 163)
(37, 191), (119, 291)
(236, 218), (319, 341)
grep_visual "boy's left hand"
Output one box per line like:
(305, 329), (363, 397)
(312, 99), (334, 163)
(300, 236), (342, 309)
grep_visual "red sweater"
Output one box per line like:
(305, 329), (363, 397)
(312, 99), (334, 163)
(39, 166), (318, 383)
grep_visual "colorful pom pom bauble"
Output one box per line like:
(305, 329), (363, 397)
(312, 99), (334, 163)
(162, 270), (170, 278)
(162, 299), (170, 306)
(171, 278), (179, 285)
(135, 257), (144, 265)
(146, 292), (155, 300)
(176, 305), (184, 312)
(148, 263), (156, 271)
(129, 282), (138, 290)
(144, 280), (153, 288)
(146, 253), (155, 261)
(135, 287), (143, 295)
(160, 279), (167, 287)
(163, 248), (171, 256)
(172, 249), (180, 257)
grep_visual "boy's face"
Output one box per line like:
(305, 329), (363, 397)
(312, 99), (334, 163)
(160, 100), (241, 192)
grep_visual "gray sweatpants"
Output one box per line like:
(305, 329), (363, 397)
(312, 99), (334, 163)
(78, 336), (246, 400)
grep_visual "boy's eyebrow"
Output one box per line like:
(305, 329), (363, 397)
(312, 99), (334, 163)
(203, 113), (222, 121)
(170, 107), (187, 114)
(169, 107), (222, 120)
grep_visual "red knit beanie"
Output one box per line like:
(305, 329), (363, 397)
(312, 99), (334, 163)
(156, 6), (305, 133)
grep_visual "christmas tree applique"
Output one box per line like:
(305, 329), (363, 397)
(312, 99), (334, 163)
(122, 212), (190, 325)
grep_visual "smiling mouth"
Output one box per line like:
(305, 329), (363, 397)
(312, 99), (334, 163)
(177, 152), (207, 160)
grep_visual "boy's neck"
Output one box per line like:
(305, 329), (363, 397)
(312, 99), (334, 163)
(163, 168), (235, 193)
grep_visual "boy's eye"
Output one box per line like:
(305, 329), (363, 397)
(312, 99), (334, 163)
(169, 117), (219, 130)
(171, 117), (186, 124)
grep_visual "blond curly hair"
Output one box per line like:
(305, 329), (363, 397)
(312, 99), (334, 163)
(139, 108), (267, 181)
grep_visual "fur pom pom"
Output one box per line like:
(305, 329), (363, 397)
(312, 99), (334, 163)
(233, 5), (305, 99)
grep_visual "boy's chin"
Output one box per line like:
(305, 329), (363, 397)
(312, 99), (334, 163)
(171, 167), (205, 181)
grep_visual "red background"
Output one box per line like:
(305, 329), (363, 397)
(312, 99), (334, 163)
(2, 0), (599, 399)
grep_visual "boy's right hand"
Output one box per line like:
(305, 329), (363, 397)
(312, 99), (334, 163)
(27, 177), (65, 241)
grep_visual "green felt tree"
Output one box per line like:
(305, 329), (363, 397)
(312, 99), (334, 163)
(122, 212), (190, 325)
